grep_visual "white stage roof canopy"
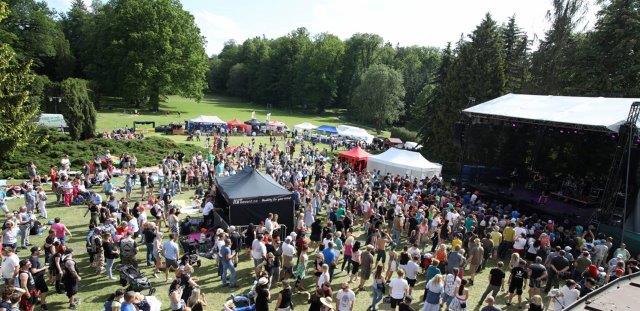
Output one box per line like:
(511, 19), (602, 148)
(463, 94), (640, 133)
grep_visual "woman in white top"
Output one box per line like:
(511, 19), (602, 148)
(317, 264), (330, 288)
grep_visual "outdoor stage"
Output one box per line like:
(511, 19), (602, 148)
(466, 182), (598, 224)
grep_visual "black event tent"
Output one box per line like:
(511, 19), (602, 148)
(215, 167), (294, 231)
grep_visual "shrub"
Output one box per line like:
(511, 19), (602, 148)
(390, 127), (418, 142)
(0, 130), (205, 179)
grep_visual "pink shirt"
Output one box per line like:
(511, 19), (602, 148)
(51, 223), (67, 238)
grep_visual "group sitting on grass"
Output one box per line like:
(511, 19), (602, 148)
(0, 135), (638, 311)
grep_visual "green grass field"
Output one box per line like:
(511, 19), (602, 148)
(97, 95), (354, 133)
(1, 96), (528, 310)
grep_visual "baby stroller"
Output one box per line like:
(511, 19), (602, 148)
(117, 264), (156, 295)
(179, 238), (202, 267)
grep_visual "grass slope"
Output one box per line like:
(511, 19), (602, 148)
(97, 95), (348, 132)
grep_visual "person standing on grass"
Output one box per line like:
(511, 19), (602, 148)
(421, 274), (444, 311)
(29, 247), (49, 310)
(507, 259), (528, 306)
(102, 233), (119, 280)
(1, 246), (19, 286)
(467, 238), (484, 285)
(62, 248), (80, 310)
(17, 206), (33, 249)
(389, 269), (410, 310)
(163, 233), (180, 281)
(50, 218), (71, 245)
(404, 256), (420, 296)
(527, 257), (547, 299)
(336, 282), (355, 311)
(370, 265), (386, 311)
(358, 245), (374, 290)
(220, 238), (237, 288)
(443, 267), (461, 308)
(478, 261), (505, 306)
(36, 186), (48, 219)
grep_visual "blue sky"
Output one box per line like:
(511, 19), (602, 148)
(47, 0), (598, 56)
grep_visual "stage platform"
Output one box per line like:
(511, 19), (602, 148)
(466, 183), (598, 224)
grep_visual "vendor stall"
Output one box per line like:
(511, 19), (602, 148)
(367, 148), (442, 179)
(338, 146), (371, 172)
(186, 115), (225, 132)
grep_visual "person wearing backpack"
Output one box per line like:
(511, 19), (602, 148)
(119, 232), (138, 268)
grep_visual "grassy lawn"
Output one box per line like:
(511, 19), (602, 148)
(96, 95), (379, 134)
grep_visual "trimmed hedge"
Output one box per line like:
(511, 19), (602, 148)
(390, 126), (418, 143)
(0, 130), (205, 179)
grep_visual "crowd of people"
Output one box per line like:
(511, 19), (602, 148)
(0, 135), (638, 311)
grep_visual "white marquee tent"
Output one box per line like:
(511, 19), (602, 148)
(337, 125), (374, 144)
(294, 122), (318, 131)
(463, 93), (640, 132)
(367, 148), (442, 179)
(188, 115), (225, 124)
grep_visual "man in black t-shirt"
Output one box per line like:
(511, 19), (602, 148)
(528, 256), (547, 299)
(507, 259), (527, 306)
(478, 261), (506, 306)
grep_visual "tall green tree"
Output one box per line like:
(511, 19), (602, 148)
(60, 0), (94, 78)
(502, 16), (530, 93)
(337, 33), (384, 107)
(426, 13), (506, 161)
(0, 0), (73, 80)
(226, 63), (249, 98)
(208, 40), (241, 93)
(588, 0), (640, 97)
(351, 64), (405, 132)
(417, 43), (453, 144)
(0, 1), (39, 160)
(529, 0), (587, 94)
(394, 46), (441, 127)
(297, 33), (345, 112)
(270, 28), (311, 109)
(92, 0), (208, 110)
(60, 78), (96, 140)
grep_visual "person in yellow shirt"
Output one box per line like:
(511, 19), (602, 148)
(490, 226), (503, 259)
(452, 235), (463, 250)
(499, 224), (516, 259)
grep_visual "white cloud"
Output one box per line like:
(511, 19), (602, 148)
(192, 11), (246, 56)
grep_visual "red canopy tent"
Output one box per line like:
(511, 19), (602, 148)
(338, 146), (371, 171)
(227, 118), (250, 133)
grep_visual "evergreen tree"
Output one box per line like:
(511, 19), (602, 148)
(426, 13), (506, 161)
(0, 1), (39, 160)
(502, 16), (530, 93)
(589, 0), (640, 97)
(60, 78), (96, 140)
(529, 0), (587, 94)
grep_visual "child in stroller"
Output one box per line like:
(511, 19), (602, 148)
(117, 264), (156, 295)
